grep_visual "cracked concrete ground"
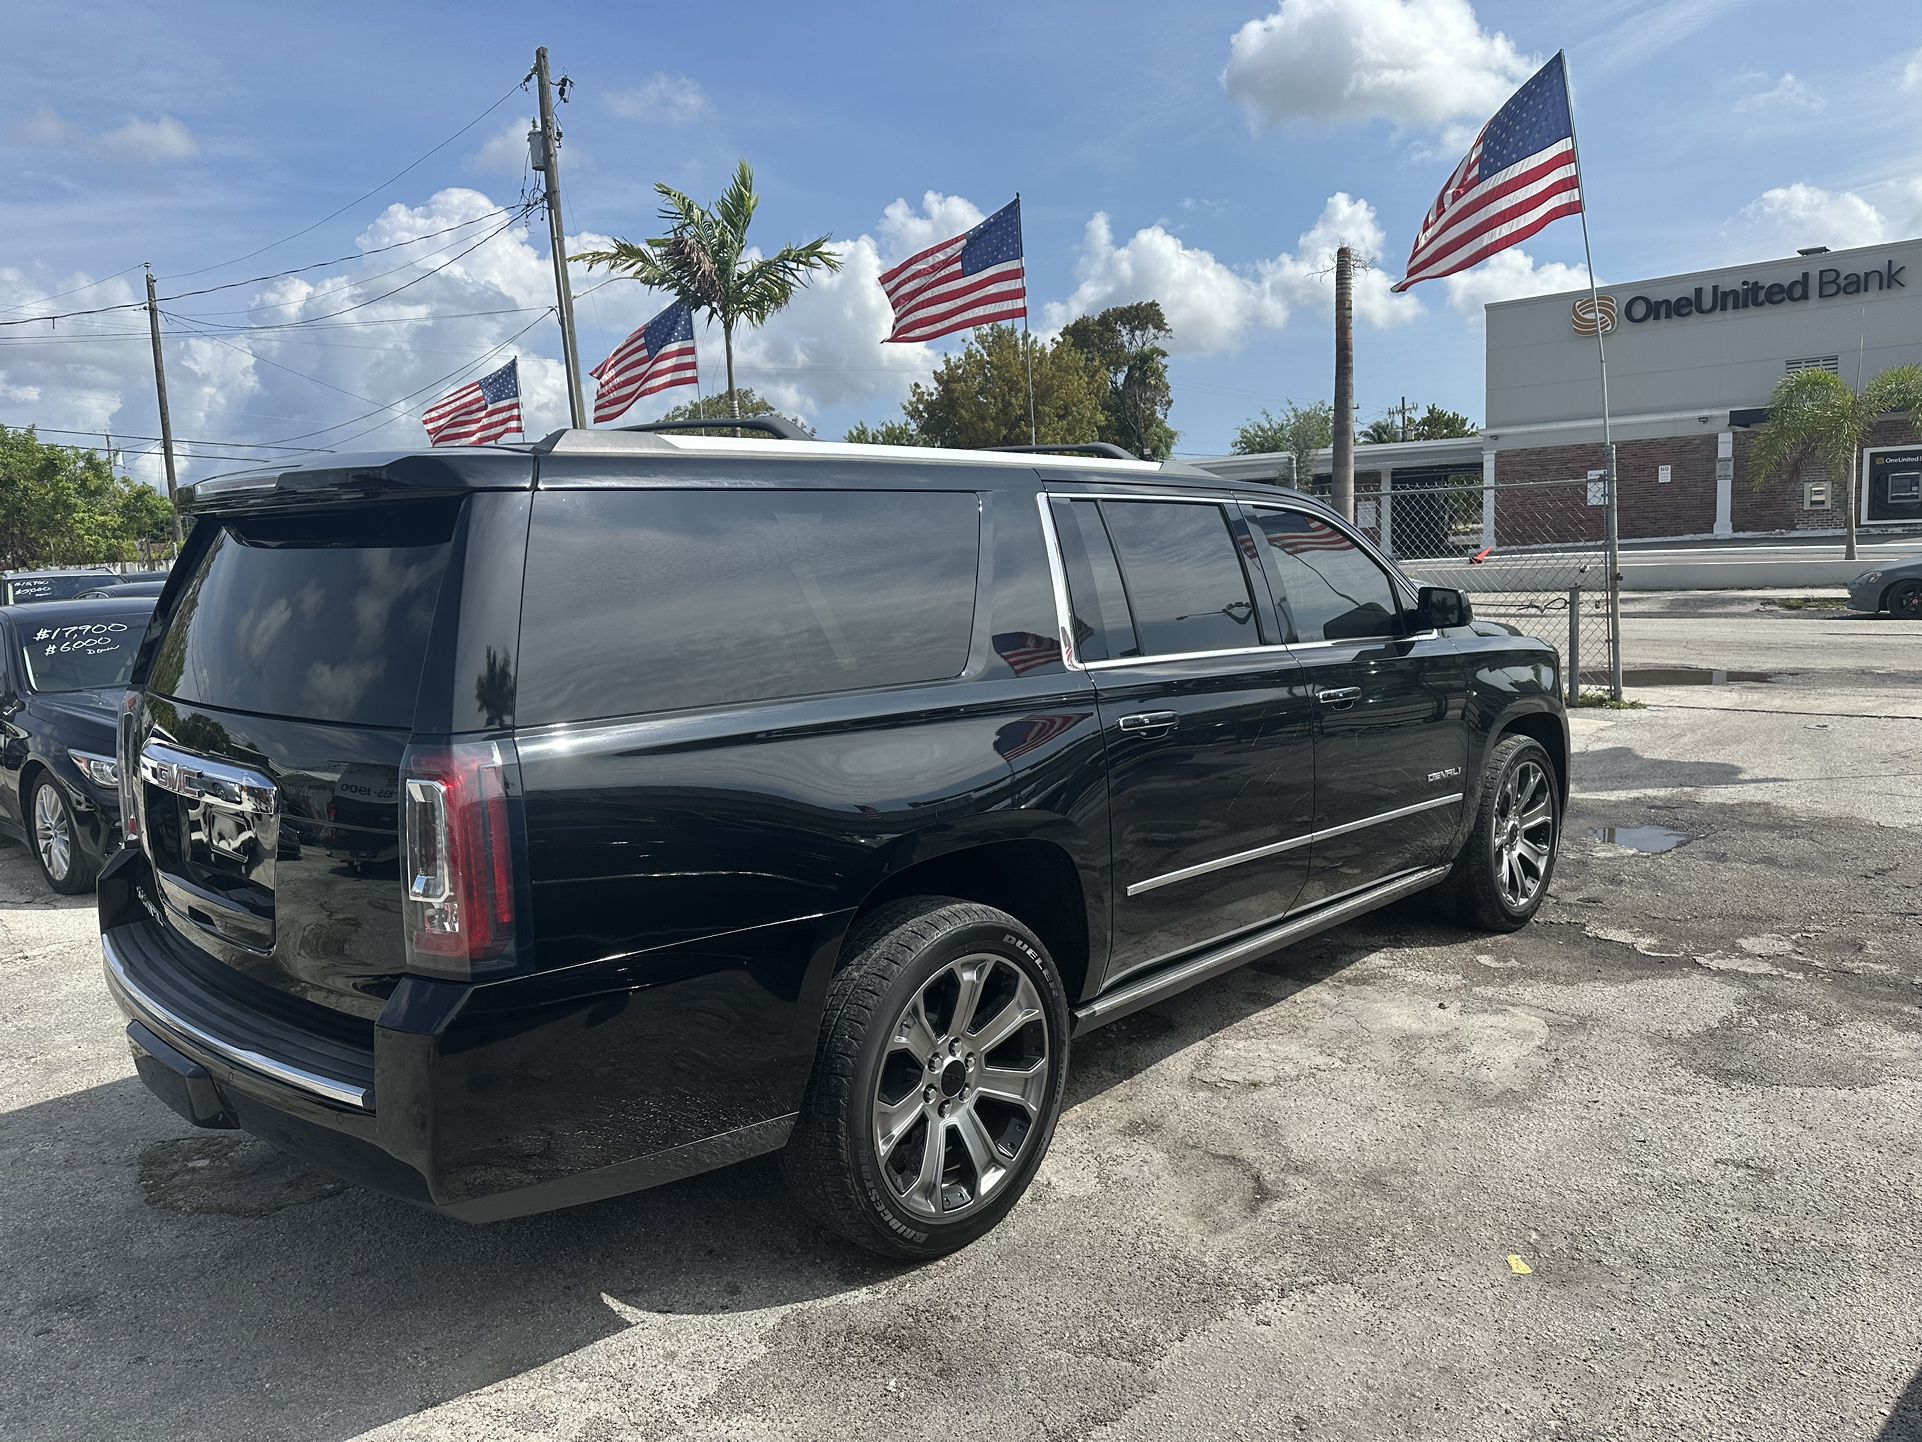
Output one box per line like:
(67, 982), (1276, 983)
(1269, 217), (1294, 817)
(1, 593), (1919, 1441)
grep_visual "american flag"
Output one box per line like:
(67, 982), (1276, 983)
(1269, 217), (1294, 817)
(590, 302), (699, 424)
(422, 359), (523, 446)
(880, 197), (1027, 344)
(993, 630), (1061, 676)
(1391, 54), (1583, 293)
(1259, 512), (1353, 556)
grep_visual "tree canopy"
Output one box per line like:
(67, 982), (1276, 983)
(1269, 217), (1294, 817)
(1058, 300), (1177, 459)
(901, 325), (1107, 450)
(1361, 402), (1478, 444)
(0, 425), (177, 569)
(1232, 400), (1333, 483)
(652, 387), (814, 437)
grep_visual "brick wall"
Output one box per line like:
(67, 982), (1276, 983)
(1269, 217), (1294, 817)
(1495, 416), (1921, 545)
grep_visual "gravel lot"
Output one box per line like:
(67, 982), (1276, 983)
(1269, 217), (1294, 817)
(3, 593), (1919, 1442)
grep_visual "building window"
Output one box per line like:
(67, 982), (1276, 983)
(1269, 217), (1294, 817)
(1802, 481), (1831, 510)
(1784, 356), (1840, 376)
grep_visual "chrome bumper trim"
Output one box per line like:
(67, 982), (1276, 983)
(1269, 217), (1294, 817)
(102, 932), (370, 1110)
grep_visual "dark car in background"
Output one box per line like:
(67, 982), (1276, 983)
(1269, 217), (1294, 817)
(1, 598), (157, 892)
(2, 567), (117, 605)
(77, 575), (170, 600)
(100, 426), (1567, 1256)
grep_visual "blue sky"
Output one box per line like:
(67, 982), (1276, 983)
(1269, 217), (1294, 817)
(2, 0), (1918, 484)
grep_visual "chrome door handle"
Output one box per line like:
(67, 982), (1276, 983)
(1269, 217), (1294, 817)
(1316, 686), (1361, 709)
(1117, 711), (1178, 735)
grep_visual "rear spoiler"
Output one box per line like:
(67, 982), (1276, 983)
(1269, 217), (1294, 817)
(181, 450), (536, 515)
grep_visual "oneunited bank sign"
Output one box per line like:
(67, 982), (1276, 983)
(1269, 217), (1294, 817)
(1573, 259), (1907, 332)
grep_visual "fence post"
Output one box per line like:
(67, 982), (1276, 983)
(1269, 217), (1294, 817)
(1567, 586), (1581, 706)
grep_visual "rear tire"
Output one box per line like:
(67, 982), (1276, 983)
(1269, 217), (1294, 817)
(1888, 579), (1922, 620)
(29, 777), (98, 895)
(783, 896), (1070, 1259)
(1437, 735), (1559, 933)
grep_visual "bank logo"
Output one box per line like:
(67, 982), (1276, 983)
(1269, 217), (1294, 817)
(1571, 294), (1617, 336)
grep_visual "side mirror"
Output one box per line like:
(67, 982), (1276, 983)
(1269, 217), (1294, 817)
(1416, 585), (1472, 630)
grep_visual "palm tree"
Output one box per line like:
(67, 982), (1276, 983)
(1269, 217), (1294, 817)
(574, 160), (841, 423)
(1751, 364), (1922, 560)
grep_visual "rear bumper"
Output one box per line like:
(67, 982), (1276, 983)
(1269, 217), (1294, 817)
(97, 847), (835, 1221)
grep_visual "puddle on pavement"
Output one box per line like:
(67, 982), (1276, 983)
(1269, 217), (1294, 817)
(1588, 824), (1694, 854)
(1616, 668), (1797, 686)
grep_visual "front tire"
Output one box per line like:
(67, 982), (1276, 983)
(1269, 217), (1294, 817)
(784, 896), (1070, 1259)
(29, 777), (98, 895)
(1437, 735), (1559, 932)
(1888, 579), (1922, 620)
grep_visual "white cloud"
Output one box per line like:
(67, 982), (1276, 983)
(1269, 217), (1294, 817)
(1440, 247), (1591, 315)
(471, 118), (536, 176)
(0, 188), (591, 492)
(1735, 72), (1824, 115)
(1045, 192), (1416, 354)
(1222, 0), (1534, 131)
(606, 73), (710, 124)
(1903, 48), (1922, 92)
(6, 106), (199, 163)
(876, 192), (984, 259)
(1731, 183), (1892, 260)
(1588, 0), (1747, 74)
(101, 115), (198, 162)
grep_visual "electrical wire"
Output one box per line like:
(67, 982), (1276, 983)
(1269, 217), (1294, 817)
(25, 427), (326, 452)
(260, 310), (553, 448)
(161, 311), (386, 407)
(0, 262), (146, 319)
(160, 76), (533, 281)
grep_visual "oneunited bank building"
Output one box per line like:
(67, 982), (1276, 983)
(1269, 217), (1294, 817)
(1200, 237), (1922, 551)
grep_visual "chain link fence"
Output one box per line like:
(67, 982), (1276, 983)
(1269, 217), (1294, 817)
(1359, 473), (1620, 696)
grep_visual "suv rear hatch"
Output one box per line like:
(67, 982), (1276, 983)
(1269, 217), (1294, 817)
(122, 455), (532, 1022)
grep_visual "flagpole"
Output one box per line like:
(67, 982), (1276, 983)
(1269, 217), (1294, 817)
(1017, 192), (1038, 447)
(1561, 50), (1623, 701)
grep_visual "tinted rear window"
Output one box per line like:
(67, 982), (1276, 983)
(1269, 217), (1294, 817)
(148, 503), (455, 727)
(1097, 499), (1259, 657)
(519, 489), (981, 723)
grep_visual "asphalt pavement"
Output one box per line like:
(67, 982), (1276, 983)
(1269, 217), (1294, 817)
(1, 593), (1918, 1442)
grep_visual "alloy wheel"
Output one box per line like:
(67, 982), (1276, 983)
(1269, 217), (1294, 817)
(871, 953), (1050, 1222)
(1491, 759), (1553, 909)
(34, 786), (72, 883)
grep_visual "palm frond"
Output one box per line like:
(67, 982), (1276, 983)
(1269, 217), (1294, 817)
(1862, 363), (1922, 429)
(1750, 367), (1858, 484)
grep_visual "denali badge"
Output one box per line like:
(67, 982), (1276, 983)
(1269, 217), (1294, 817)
(1428, 767), (1463, 783)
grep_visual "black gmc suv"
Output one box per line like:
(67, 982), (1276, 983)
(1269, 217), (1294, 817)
(100, 425), (1566, 1257)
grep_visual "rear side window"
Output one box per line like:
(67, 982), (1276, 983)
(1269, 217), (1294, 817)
(1249, 509), (1404, 643)
(1048, 498), (1138, 662)
(1095, 499), (1258, 657)
(148, 503), (455, 728)
(519, 489), (980, 723)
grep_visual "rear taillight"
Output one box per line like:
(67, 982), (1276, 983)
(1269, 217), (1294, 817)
(118, 690), (141, 845)
(400, 740), (518, 978)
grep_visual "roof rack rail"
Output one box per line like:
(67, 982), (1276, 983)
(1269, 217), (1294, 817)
(985, 442), (1139, 461)
(617, 417), (815, 442)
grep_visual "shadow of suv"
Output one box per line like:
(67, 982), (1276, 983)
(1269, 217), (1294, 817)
(98, 425), (1567, 1258)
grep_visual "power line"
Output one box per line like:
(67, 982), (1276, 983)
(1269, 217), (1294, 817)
(0, 305), (552, 344)
(0, 204), (538, 330)
(23, 427), (326, 452)
(162, 311), (386, 407)
(262, 310), (553, 447)
(160, 76), (533, 281)
(0, 262), (146, 319)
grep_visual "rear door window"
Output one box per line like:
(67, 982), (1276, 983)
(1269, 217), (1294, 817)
(1094, 499), (1259, 658)
(518, 488), (981, 724)
(1047, 498), (1139, 662)
(1248, 508), (1405, 642)
(148, 503), (456, 728)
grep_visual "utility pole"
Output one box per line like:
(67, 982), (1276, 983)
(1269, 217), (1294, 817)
(144, 266), (183, 544)
(532, 47), (587, 428)
(1331, 245), (1356, 521)
(1399, 394), (1409, 443)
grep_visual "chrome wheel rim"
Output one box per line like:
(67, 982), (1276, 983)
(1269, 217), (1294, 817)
(872, 952), (1051, 1222)
(33, 786), (71, 882)
(1492, 760), (1554, 909)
